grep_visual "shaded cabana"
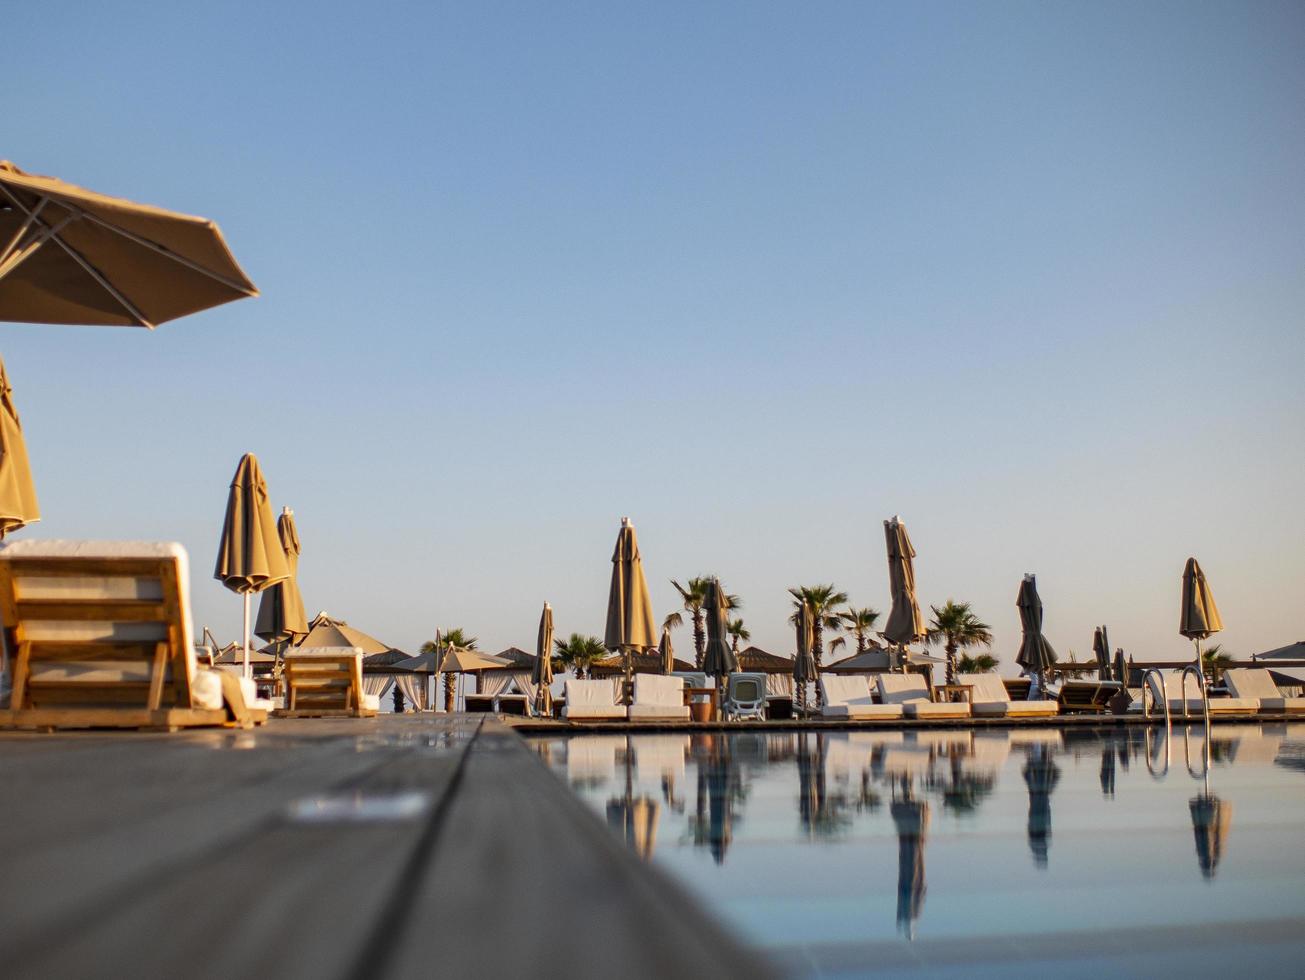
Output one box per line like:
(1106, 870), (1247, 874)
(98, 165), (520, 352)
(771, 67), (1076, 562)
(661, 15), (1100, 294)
(736, 646), (799, 699)
(590, 652), (696, 677)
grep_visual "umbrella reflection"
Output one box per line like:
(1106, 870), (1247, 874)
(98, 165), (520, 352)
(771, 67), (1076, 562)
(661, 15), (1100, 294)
(1022, 744), (1061, 869)
(891, 781), (929, 940)
(690, 735), (741, 864)
(606, 795), (660, 861)
(1100, 745), (1117, 798)
(1189, 794), (1232, 879)
(796, 732), (848, 837)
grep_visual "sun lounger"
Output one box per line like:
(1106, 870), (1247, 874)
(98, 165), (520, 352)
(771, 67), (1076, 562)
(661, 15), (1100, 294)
(562, 678), (626, 720)
(877, 673), (971, 719)
(463, 694), (496, 713)
(723, 672), (767, 721)
(1222, 668), (1305, 713)
(819, 675), (904, 719)
(958, 672), (1059, 718)
(279, 646), (380, 717)
(627, 674), (690, 720)
(1057, 679), (1124, 713)
(0, 540), (265, 730)
(1139, 670), (1258, 716)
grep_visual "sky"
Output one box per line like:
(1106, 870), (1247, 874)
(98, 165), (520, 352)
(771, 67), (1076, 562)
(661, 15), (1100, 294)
(4, 1), (1303, 669)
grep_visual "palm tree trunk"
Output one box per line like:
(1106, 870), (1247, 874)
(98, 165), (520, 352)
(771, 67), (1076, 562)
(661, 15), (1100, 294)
(443, 672), (456, 713)
(946, 639), (957, 686)
(693, 609), (705, 670)
(813, 621), (824, 708)
(856, 632), (866, 655)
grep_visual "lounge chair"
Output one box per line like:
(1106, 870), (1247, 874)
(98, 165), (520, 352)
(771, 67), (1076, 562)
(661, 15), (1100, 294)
(1138, 670), (1258, 716)
(1223, 668), (1305, 714)
(279, 646), (380, 717)
(628, 674), (690, 720)
(1057, 679), (1124, 713)
(819, 675), (904, 719)
(463, 694), (496, 713)
(0, 540), (266, 730)
(958, 672), (1059, 718)
(877, 673), (971, 719)
(562, 678), (626, 720)
(724, 672), (767, 721)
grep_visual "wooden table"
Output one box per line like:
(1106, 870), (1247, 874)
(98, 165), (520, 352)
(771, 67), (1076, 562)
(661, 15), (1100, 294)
(936, 683), (974, 704)
(684, 687), (720, 722)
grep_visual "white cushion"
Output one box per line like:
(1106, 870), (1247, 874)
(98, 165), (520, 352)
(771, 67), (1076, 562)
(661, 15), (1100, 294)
(565, 679), (620, 709)
(562, 705), (626, 719)
(821, 675), (873, 707)
(972, 701), (1058, 717)
(821, 703), (904, 719)
(190, 668), (225, 711)
(1224, 669), (1281, 700)
(877, 674), (931, 704)
(362, 694), (381, 711)
(1257, 697), (1305, 712)
(632, 674), (684, 707)
(905, 701), (970, 718)
(628, 704), (690, 720)
(957, 672), (1009, 704)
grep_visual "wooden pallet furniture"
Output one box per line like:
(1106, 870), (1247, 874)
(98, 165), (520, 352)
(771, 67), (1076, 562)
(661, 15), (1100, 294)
(278, 647), (379, 718)
(0, 540), (264, 731)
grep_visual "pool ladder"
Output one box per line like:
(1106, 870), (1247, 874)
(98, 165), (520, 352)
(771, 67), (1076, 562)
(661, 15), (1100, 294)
(1141, 665), (1210, 731)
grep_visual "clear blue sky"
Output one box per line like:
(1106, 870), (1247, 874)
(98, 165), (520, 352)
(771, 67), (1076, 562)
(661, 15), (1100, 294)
(5, 1), (1303, 667)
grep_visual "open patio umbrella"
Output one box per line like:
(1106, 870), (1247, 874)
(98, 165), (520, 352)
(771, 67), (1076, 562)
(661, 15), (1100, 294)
(1015, 574), (1057, 692)
(533, 603), (554, 716)
(1180, 557), (1223, 669)
(793, 600), (816, 715)
(702, 578), (738, 697)
(604, 517), (657, 696)
(1092, 626), (1112, 682)
(215, 453), (289, 678)
(892, 796), (930, 940)
(657, 625), (675, 676)
(254, 507), (308, 645)
(0, 357), (38, 538)
(883, 517), (927, 669)
(0, 161), (257, 328)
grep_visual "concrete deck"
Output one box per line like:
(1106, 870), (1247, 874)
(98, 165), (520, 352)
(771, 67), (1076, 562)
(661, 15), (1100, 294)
(0, 715), (773, 980)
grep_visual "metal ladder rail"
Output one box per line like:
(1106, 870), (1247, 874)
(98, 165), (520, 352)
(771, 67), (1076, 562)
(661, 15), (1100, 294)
(1178, 664), (1211, 730)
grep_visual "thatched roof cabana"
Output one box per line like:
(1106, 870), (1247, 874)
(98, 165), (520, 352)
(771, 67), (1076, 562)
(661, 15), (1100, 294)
(590, 652), (695, 676)
(737, 646), (796, 673)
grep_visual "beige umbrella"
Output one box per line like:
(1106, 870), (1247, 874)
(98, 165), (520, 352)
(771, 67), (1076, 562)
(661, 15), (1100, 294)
(604, 517), (657, 693)
(0, 357), (38, 538)
(0, 161), (257, 328)
(533, 603), (554, 716)
(883, 517), (927, 667)
(254, 507), (309, 645)
(657, 626), (675, 676)
(1180, 557), (1223, 669)
(1189, 794), (1232, 879)
(215, 453), (289, 677)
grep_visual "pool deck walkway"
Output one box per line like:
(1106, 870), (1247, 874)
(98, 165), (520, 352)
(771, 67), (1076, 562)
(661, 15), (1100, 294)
(0, 715), (774, 980)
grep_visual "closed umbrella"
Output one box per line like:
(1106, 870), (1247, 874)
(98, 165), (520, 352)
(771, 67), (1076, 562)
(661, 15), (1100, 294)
(883, 517), (927, 669)
(702, 578), (737, 704)
(604, 517), (656, 696)
(793, 600), (816, 715)
(254, 507), (309, 645)
(1092, 626), (1112, 682)
(533, 603), (554, 716)
(1189, 794), (1232, 879)
(1114, 648), (1129, 689)
(1022, 745), (1061, 870)
(892, 797), (930, 940)
(1180, 557), (1223, 670)
(1015, 574), (1057, 692)
(215, 453), (289, 678)
(657, 626), (675, 676)
(0, 161), (257, 328)
(0, 357), (38, 538)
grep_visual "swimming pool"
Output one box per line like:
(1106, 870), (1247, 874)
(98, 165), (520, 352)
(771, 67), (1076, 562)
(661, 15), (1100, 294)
(530, 724), (1305, 978)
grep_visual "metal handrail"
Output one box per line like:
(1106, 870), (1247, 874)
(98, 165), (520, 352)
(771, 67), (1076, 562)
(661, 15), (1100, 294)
(1179, 664), (1211, 729)
(1141, 668), (1172, 728)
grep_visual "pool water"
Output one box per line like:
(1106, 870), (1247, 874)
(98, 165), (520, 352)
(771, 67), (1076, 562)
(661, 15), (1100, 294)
(530, 724), (1305, 978)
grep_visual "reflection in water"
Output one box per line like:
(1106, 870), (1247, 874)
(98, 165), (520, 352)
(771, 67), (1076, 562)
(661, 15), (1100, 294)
(690, 735), (743, 864)
(1189, 794), (1232, 879)
(1100, 745), (1116, 798)
(891, 783), (929, 940)
(1022, 744), (1061, 869)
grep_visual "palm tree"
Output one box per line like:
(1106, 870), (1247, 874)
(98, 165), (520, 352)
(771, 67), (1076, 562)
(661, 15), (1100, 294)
(672, 576), (741, 669)
(727, 618), (750, 655)
(925, 600), (994, 685)
(554, 633), (606, 680)
(423, 627), (478, 713)
(839, 606), (881, 656)
(956, 652), (999, 673)
(1201, 643), (1233, 685)
(789, 584), (848, 706)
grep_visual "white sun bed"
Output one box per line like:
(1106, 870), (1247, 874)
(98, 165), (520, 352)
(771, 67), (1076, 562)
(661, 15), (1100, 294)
(1223, 668), (1305, 714)
(1141, 670), (1258, 715)
(628, 674), (689, 720)
(562, 678), (626, 720)
(819, 675), (904, 719)
(958, 672), (1059, 718)
(877, 673), (970, 719)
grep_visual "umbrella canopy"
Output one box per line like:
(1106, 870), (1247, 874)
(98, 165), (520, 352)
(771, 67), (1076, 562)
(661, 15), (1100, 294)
(215, 454), (289, 595)
(0, 356), (39, 539)
(604, 517), (656, 653)
(0, 161), (257, 328)
(254, 507), (309, 644)
(299, 611), (396, 656)
(1015, 575), (1057, 680)
(1092, 626), (1112, 681)
(657, 626), (675, 675)
(533, 603), (554, 713)
(1189, 794), (1232, 879)
(793, 601), (816, 686)
(883, 518), (927, 648)
(436, 647), (510, 673)
(702, 578), (738, 680)
(1253, 640), (1305, 661)
(1180, 557), (1224, 641)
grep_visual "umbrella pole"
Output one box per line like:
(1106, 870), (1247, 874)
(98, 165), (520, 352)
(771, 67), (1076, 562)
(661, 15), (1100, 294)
(242, 592), (251, 680)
